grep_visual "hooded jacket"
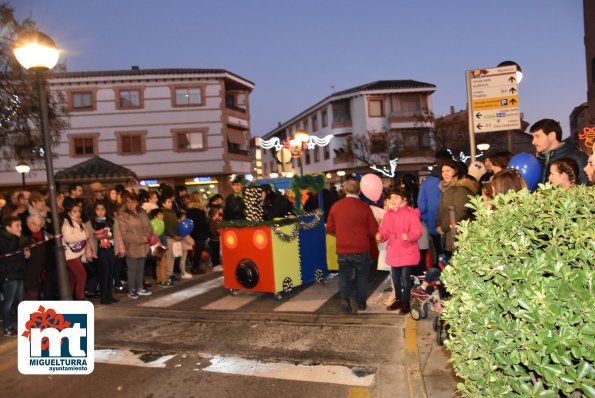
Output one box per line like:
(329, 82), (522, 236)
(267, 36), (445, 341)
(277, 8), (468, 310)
(436, 177), (478, 252)
(418, 166), (442, 236)
(377, 205), (423, 267)
(538, 141), (589, 185)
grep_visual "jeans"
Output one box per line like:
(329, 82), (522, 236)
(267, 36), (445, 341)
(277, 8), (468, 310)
(391, 265), (414, 305)
(96, 248), (115, 301)
(337, 252), (371, 307)
(2, 279), (23, 331)
(126, 257), (146, 291)
(67, 257), (87, 300)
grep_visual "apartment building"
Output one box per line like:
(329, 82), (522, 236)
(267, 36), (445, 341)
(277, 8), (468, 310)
(1, 67), (254, 197)
(259, 80), (437, 182)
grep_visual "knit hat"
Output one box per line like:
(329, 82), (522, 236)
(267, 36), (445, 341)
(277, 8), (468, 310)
(468, 160), (487, 181)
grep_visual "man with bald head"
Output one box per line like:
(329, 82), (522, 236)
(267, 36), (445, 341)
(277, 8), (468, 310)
(327, 178), (378, 314)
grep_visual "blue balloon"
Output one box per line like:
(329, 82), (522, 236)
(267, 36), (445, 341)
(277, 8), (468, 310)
(507, 153), (542, 190)
(177, 218), (194, 237)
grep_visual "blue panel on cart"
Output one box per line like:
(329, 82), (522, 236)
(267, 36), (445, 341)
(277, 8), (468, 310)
(298, 212), (328, 283)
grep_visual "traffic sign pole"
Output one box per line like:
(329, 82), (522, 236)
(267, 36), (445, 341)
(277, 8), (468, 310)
(466, 70), (476, 161)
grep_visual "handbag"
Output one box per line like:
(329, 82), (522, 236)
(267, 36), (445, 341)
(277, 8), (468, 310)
(172, 241), (183, 258)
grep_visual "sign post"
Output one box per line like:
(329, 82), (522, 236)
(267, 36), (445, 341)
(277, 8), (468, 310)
(466, 64), (521, 161)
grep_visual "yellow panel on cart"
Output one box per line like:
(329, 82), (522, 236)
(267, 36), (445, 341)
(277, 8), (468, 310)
(271, 224), (302, 291)
(326, 233), (339, 271)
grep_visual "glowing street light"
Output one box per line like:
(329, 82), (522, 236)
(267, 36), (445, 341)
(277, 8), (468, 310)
(14, 30), (70, 301)
(15, 161), (31, 187)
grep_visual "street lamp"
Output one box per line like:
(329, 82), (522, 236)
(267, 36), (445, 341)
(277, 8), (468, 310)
(14, 30), (70, 301)
(15, 161), (30, 187)
(476, 142), (490, 152)
(290, 130), (310, 177)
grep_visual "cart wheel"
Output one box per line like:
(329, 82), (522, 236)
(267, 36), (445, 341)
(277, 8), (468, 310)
(433, 316), (439, 332)
(314, 269), (325, 284)
(283, 277), (293, 293)
(229, 289), (238, 296)
(274, 293), (283, 301)
(410, 302), (421, 320)
(436, 321), (447, 346)
(421, 302), (429, 319)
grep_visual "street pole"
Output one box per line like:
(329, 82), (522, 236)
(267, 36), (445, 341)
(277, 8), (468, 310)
(35, 69), (70, 300)
(21, 173), (26, 188)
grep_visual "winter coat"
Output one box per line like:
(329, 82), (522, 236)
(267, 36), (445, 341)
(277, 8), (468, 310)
(187, 207), (209, 243)
(377, 205), (423, 267)
(62, 219), (91, 261)
(84, 219), (125, 259)
(117, 209), (153, 258)
(25, 230), (49, 290)
(436, 177), (478, 252)
(418, 174), (442, 236)
(0, 230), (27, 281)
(163, 208), (178, 238)
(223, 193), (245, 221)
(537, 141), (590, 185)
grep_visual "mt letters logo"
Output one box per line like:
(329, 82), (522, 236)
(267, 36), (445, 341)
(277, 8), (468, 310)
(18, 301), (94, 375)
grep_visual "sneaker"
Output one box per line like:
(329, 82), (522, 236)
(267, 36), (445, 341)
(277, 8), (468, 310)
(169, 275), (178, 283)
(128, 290), (140, 299)
(411, 286), (430, 301)
(4, 327), (18, 337)
(137, 289), (152, 296)
(180, 273), (192, 279)
(340, 300), (354, 315)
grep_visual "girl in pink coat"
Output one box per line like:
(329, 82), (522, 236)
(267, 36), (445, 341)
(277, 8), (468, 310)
(376, 189), (423, 313)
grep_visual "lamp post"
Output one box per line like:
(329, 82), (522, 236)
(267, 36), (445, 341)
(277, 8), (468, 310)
(290, 130), (310, 177)
(15, 161), (30, 188)
(497, 61), (523, 153)
(14, 30), (70, 301)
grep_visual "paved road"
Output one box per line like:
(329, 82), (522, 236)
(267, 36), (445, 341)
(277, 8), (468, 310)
(0, 268), (458, 397)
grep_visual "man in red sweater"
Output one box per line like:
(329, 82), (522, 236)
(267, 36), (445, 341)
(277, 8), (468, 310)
(327, 179), (378, 314)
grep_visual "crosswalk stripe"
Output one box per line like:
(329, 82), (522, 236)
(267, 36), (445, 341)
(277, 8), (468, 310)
(138, 277), (223, 308)
(202, 291), (263, 311)
(95, 349), (175, 368)
(274, 278), (338, 312)
(203, 354), (375, 387)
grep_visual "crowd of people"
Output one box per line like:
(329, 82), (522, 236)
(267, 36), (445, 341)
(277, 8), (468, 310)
(1, 118), (594, 334)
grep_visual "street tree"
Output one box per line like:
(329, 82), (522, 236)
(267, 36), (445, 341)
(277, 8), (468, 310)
(0, 3), (68, 167)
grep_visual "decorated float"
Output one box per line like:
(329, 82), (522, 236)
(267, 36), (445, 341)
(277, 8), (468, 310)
(219, 175), (330, 299)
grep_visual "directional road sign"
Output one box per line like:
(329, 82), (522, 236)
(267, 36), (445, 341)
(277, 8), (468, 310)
(467, 65), (521, 133)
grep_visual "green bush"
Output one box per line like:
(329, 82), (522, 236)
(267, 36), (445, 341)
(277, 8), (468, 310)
(442, 184), (595, 397)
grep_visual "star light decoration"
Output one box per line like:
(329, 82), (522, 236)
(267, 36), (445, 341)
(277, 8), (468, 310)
(260, 135), (334, 158)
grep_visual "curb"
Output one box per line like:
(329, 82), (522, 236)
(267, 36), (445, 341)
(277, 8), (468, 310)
(404, 316), (428, 398)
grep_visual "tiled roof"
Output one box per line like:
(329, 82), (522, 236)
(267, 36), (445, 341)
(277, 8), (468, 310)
(262, 79), (436, 138)
(55, 156), (138, 183)
(49, 68), (254, 87)
(332, 80), (436, 96)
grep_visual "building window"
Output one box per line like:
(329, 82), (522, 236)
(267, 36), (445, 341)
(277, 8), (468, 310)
(70, 134), (98, 157)
(305, 150), (311, 165)
(370, 133), (386, 154)
(321, 109), (328, 127)
(117, 88), (142, 109)
(171, 85), (205, 107)
(313, 146), (320, 162)
(323, 145), (330, 160)
(392, 94), (425, 117)
(172, 128), (207, 152)
(71, 91), (94, 110)
(311, 114), (318, 131)
(302, 119), (308, 130)
(368, 99), (384, 117)
(116, 131), (146, 155)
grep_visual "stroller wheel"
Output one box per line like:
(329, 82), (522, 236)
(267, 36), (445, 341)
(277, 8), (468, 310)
(410, 307), (421, 320)
(436, 320), (447, 346)
(433, 316), (439, 331)
(421, 302), (429, 319)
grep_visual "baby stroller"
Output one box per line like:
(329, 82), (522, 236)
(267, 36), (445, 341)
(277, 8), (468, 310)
(409, 253), (449, 346)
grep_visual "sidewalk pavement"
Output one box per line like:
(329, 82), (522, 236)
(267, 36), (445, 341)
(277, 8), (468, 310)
(413, 315), (461, 397)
